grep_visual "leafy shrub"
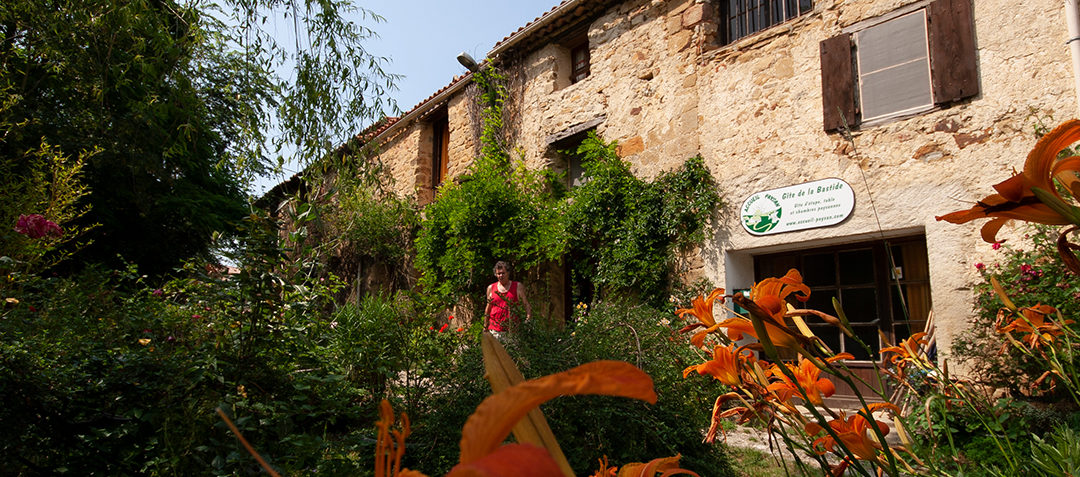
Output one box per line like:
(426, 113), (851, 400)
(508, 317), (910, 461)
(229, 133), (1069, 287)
(501, 300), (735, 475)
(565, 134), (722, 306)
(952, 225), (1080, 396)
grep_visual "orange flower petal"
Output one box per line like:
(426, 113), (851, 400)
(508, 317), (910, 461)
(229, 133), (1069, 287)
(447, 444), (562, 477)
(458, 361), (656, 465)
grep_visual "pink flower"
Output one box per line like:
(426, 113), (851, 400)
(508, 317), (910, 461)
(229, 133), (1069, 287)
(992, 242), (1002, 250)
(975, 263), (985, 271)
(14, 214), (62, 239)
(152, 289), (164, 297)
(192, 314), (202, 320)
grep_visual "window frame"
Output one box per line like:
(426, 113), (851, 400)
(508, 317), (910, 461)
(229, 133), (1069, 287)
(820, 0), (979, 132)
(567, 33), (590, 84)
(718, 0), (813, 46)
(854, 9), (934, 124)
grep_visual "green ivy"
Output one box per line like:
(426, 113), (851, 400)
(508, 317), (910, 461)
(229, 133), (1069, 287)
(565, 132), (722, 306)
(415, 65), (724, 310)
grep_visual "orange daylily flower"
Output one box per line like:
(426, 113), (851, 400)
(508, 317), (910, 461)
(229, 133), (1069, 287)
(612, 454), (701, 477)
(936, 119), (1080, 243)
(767, 353), (853, 406)
(682, 343), (754, 387)
(676, 287), (726, 348)
(881, 332), (929, 378)
(375, 361), (657, 477)
(804, 403), (900, 461)
(725, 269), (815, 351)
(997, 304), (1074, 350)
(450, 360), (657, 476)
(705, 391), (777, 443)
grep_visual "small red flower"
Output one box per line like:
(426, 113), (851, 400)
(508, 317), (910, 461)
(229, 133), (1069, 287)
(439, 324), (449, 333)
(975, 263), (985, 271)
(14, 214), (62, 239)
(992, 242), (1002, 250)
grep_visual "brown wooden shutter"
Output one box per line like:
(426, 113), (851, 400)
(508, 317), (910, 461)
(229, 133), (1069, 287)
(820, 33), (856, 132)
(928, 0), (979, 104)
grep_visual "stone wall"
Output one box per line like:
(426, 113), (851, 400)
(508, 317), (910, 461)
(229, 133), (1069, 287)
(366, 0), (1076, 359)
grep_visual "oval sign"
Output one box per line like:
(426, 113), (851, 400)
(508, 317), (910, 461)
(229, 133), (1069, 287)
(740, 178), (855, 236)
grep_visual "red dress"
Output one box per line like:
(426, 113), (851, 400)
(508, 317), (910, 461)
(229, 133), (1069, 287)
(487, 281), (520, 332)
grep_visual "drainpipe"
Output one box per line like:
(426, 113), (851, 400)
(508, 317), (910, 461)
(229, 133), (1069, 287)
(1067, 0), (1080, 115)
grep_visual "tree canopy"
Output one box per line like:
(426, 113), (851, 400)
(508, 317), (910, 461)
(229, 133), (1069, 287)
(0, 0), (396, 275)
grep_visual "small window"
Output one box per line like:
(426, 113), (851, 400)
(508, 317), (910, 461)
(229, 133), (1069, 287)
(820, 0), (979, 131)
(567, 34), (590, 84)
(720, 0), (813, 45)
(431, 113), (449, 188)
(855, 10), (932, 122)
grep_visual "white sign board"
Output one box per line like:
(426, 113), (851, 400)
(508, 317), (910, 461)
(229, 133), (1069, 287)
(740, 178), (855, 236)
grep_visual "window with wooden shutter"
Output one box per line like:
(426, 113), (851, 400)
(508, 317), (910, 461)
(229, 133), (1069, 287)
(819, 0), (978, 132)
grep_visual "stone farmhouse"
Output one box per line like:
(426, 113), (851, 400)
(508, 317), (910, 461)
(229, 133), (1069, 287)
(300, 0), (1077, 396)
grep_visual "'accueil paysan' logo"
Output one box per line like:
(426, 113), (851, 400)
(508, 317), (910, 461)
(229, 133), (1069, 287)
(740, 178), (856, 236)
(741, 193), (782, 234)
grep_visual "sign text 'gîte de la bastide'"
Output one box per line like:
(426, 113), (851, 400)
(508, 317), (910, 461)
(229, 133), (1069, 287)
(740, 178), (855, 236)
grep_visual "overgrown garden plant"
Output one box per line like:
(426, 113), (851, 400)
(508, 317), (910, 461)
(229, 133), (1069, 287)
(415, 65), (723, 314)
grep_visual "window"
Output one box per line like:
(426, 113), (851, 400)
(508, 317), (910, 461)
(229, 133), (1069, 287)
(821, 0), (979, 131)
(755, 236), (933, 403)
(719, 0), (813, 45)
(570, 40), (590, 84)
(856, 10), (931, 122)
(553, 26), (590, 90)
(431, 113), (449, 189)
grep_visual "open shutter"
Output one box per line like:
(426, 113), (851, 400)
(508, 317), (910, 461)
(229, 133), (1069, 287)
(820, 33), (856, 132)
(929, 0), (978, 104)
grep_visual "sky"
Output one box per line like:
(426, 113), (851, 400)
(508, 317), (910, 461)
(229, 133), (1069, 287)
(252, 0), (560, 195)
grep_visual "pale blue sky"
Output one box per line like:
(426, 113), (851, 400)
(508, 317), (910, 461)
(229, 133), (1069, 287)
(253, 0), (558, 194)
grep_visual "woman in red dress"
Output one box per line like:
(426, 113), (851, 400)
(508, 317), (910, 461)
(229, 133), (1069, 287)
(484, 261), (531, 334)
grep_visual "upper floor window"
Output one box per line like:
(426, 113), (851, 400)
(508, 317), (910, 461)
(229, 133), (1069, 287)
(431, 112), (449, 189)
(855, 10), (932, 122)
(720, 0), (813, 45)
(821, 0), (979, 131)
(570, 39), (591, 83)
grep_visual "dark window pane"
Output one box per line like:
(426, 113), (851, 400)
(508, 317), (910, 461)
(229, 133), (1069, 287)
(838, 249), (874, 285)
(839, 287), (877, 324)
(799, 0), (812, 14)
(805, 290), (837, 317)
(848, 325), (880, 360)
(890, 284), (907, 321)
(802, 252), (836, 286)
(815, 326), (842, 355)
(893, 321), (926, 343)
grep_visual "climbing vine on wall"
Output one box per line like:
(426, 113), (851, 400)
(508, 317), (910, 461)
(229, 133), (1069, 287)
(565, 133), (722, 306)
(414, 64), (724, 310)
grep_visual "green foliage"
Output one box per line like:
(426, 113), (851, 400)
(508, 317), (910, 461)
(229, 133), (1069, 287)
(0, 139), (95, 275)
(503, 301), (735, 475)
(0, 0), (396, 276)
(907, 393), (1080, 476)
(414, 152), (565, 308)
(312, 153), (421, 294)
(952, 225), (1080, 395)
(415, 66), (722, 310)
(1030, 425), (1080, 476)
(566, 133), (722, 305)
